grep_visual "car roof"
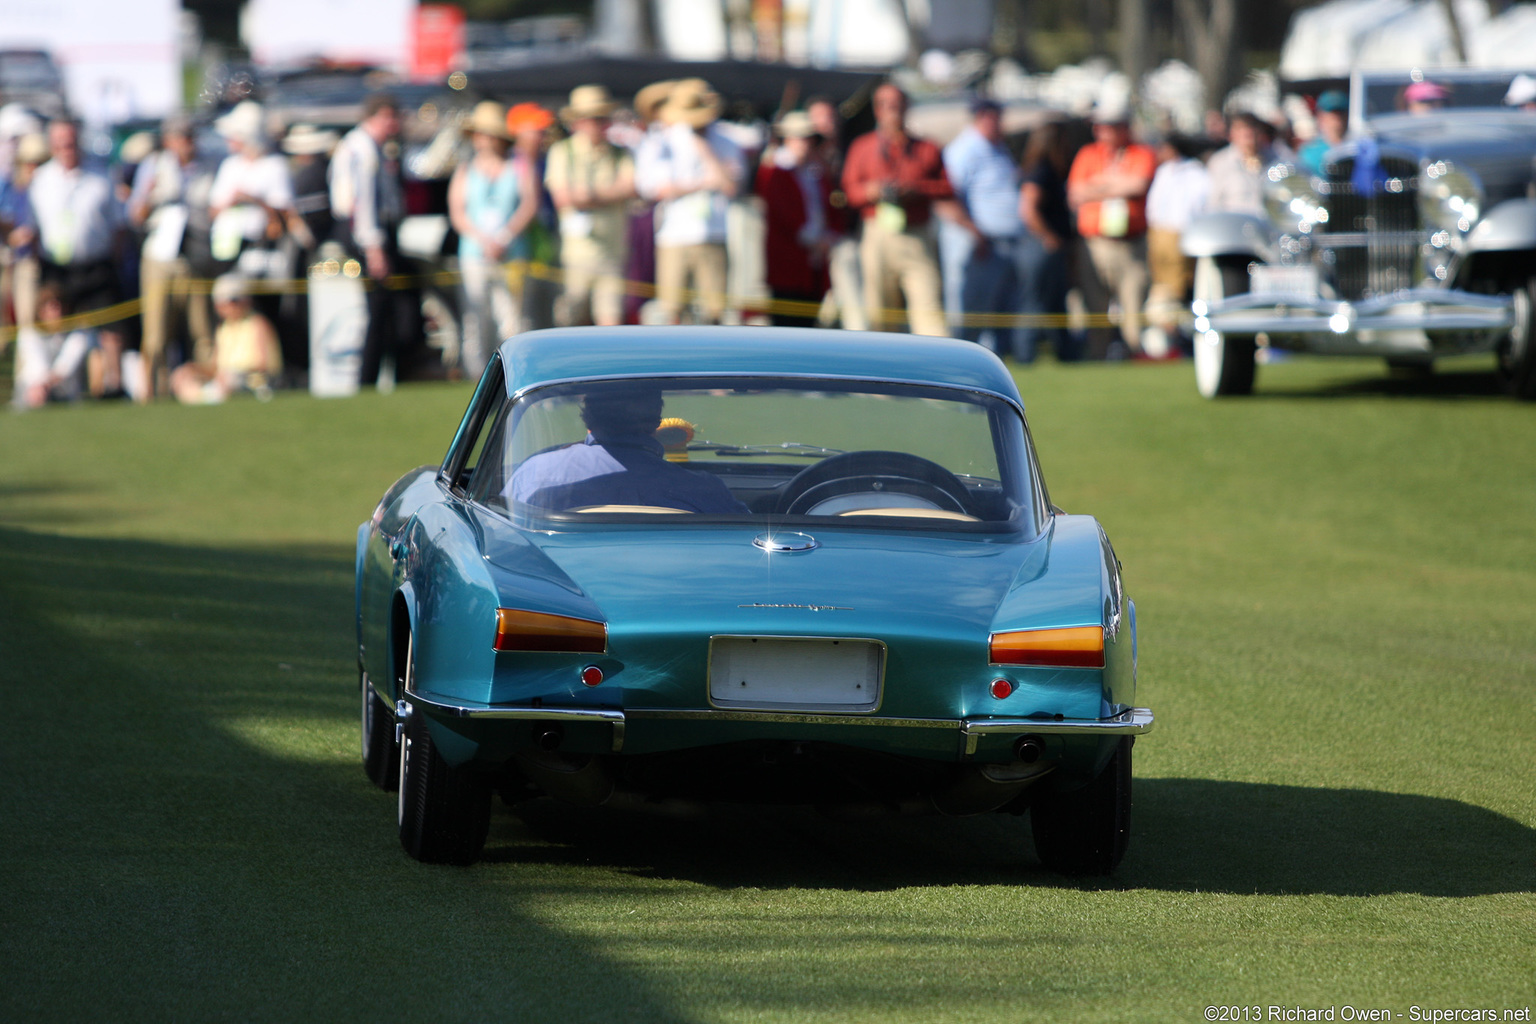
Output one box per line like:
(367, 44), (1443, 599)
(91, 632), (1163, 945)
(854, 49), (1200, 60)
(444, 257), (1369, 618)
(499, 327), (1025, 408)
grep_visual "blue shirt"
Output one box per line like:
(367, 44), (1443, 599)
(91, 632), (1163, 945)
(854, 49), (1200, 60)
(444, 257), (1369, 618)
(942, 126), (1022, 239)
(509, 433), (748, 513)
(0, 179), (35, 257)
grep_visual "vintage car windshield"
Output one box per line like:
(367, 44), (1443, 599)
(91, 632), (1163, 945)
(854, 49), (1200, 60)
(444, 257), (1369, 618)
(467, 377), (1039, 532)
(1360, 71), (1531, 121)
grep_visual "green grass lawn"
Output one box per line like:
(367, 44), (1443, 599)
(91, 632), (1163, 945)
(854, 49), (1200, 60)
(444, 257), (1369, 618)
(1, 355), (1532, 1023)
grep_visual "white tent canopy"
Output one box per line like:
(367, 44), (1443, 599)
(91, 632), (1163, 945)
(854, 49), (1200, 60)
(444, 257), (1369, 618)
(1277, 0), (1536, 80)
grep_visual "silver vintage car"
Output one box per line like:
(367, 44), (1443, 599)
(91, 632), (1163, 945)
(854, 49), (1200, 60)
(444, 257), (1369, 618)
(1183, 68), (1536, 399)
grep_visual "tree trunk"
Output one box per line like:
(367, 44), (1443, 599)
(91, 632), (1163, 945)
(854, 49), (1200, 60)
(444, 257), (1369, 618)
(1438, 0), (1468, 63)
(1172, 0), (1242, 115)
(1120, 0), (1149, 101)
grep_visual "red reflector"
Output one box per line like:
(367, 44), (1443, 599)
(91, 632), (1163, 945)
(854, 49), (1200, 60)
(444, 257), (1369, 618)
(990, 678), (1013, 699)
(988, 626), (1105, 668)
(494, 608), (607, 653)
(580, 665), (604, 687)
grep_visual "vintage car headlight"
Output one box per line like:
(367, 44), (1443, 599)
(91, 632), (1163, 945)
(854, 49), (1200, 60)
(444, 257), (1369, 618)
(1264, 163), (1329, 234)
(1420, 160), (1483, 236)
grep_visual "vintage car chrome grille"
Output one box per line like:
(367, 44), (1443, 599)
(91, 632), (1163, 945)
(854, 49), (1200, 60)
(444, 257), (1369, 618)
(1317, 156), (1422, 300)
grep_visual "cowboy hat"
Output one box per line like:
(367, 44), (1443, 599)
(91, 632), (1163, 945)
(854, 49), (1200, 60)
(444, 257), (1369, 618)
(561, 84), (618, 125)
(775, 110), (817, 139)
(282, 123), (339, 155)
(633, 80), (676, 123)
(661, 78), (722, 129)
(14, 132), (48, 166)
(215, 100), (269, 145)
(461, 100), (513, 141)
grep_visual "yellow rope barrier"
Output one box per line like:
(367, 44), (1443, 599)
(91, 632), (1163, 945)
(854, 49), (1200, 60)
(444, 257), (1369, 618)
(1, 258), (1148, 346)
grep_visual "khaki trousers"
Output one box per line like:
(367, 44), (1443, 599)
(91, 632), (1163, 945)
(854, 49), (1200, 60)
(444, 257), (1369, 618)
(1081, 234), (1149, 353)
(858, 218), (947, 337)
(655, 243), (728, 324)
(140, 256), (211, 396)
(1144, 226), (1193, 327)
(557, 235), (626, 327)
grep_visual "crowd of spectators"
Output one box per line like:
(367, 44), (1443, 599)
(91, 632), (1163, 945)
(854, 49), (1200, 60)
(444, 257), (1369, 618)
(0, 73), (1388, 409)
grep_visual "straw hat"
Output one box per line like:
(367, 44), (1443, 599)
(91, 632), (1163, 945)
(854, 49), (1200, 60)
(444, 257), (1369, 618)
(633, 80), (677, 123)
(776, 111), (816, 139)
(120, 131), (157, 165)
(282, 123), (339, 155)
(215, 100), (269, 145)
(505, 102), (553, 135)
(461, 100), (513, 141)
(15, 132), (48, 166)
(561, 84), (618, 125)
(661, 78), (722, 129)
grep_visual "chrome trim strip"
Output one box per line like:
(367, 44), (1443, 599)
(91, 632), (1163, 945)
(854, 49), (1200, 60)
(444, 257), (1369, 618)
(627, 708), (950, 728)
(960, 708), (1155, 755)
(961, 708), (1154, 737)
(403, 689), (625, 724)
(507, 372), (1027, 421)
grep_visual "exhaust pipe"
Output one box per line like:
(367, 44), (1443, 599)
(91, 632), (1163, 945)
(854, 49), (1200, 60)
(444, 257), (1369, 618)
(1013, 734), (1045, 764)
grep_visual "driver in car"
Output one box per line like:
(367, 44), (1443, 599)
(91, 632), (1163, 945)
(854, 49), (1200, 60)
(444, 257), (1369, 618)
(509, 387), (749, 513)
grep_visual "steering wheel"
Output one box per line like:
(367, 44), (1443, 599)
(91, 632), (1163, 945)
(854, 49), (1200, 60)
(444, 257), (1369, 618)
(774, 450), (974, 516)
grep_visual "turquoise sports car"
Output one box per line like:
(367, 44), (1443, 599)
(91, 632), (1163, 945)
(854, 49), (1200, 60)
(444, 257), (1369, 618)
(355, 327), (1153, 871)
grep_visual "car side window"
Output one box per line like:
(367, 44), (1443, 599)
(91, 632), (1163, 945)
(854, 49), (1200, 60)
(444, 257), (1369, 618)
(467, 401), (515, 509)
(443, 361), (506, 494)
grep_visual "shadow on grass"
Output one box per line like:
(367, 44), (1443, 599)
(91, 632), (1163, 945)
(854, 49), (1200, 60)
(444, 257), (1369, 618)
(0, 527), (697, 1023)
(1256, 364), (1509, 400)
(491, 778), (1534, 897)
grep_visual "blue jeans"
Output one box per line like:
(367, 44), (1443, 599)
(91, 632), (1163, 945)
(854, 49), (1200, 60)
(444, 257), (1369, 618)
(937, 219), (973, 334)
(958, 235), (1023, 357)
(1015, 233), (1079, 363)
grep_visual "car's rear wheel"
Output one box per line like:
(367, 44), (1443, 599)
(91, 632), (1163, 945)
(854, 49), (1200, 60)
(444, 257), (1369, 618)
(1496, 276), (1536, 400)
(397, 703), (493, 865)
(1030, 737), (1131, 875)
(361, 667), (398, 790)
(1192, 256), (1257, 398)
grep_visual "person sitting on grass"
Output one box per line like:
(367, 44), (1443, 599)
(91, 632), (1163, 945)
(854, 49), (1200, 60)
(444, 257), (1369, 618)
(169, 273), (281, 404)
(12, 282), (95, 409)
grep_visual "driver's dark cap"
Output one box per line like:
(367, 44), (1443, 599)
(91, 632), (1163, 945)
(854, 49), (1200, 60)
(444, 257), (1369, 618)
(581, 387), (664, 432)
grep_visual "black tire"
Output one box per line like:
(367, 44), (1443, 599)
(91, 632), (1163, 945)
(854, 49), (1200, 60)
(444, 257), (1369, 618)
(397, 704), (492, 865)
(361, 668), (399, 790)
(1496, 276), (1536, 401)
(1031, 737), (1132, 875)
(1192, 256), (1257, 398)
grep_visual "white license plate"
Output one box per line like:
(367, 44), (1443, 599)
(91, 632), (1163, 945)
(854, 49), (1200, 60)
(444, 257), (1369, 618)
(708, 637), (884, 713)
(1249, 264), (1320, 298)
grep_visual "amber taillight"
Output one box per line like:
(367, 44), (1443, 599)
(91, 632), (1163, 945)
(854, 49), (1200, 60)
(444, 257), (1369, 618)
(493, 608), (607, 653)
(988, 626), (1105, 668)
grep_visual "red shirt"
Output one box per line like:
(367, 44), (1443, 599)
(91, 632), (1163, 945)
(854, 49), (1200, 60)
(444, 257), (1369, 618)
(1066, 141), (1156, 238)
(842, 131), (953, 228)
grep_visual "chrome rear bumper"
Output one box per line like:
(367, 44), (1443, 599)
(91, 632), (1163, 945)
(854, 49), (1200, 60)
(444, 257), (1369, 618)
(402, 688), (1153, 756)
